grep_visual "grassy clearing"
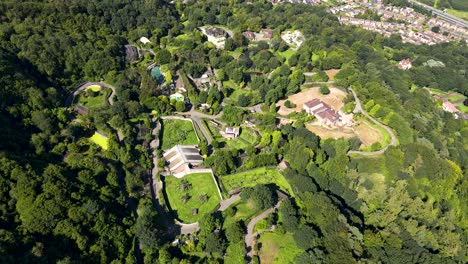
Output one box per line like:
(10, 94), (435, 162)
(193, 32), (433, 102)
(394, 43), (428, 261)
(160, 119), (198, 149)
(222, 199), (258, 227)
(257, 232), (303, 264)
(224, 128), (257, 149)
(220, 167), (294, 196)
(164, 173), (221, 223)
(89, 132), (109, 150)
(78, 89), (107, 110)
(229, 88), (249, 101)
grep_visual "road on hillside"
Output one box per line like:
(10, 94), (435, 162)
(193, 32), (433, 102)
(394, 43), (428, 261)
(218, 194), (241, 212)
(347, 88), (397, 156)
(245, 199), (284, 261)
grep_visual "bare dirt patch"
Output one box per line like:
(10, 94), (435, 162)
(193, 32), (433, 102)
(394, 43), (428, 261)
(306, 122), (355, 140)
(306, 119), (383, 148)
(354, 120), (383, 147)
(324, 69), (340, 81)
(258, 238), (280, 264)
(276, 87), (347, 116)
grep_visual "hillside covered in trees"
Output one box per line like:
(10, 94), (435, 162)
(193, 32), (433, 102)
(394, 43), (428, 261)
(0, 0), (467, 263)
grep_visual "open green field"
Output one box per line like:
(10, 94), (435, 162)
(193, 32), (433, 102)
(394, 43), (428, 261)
(160, 119), (199, 149)
(220, 167), (294, 196)
(89, 132), (109, 150)
(257, 232), (303, 264)
(164, 173), (221, 223)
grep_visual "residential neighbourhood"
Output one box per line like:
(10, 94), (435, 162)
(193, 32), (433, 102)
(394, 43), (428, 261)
(273, 0), (468, 45)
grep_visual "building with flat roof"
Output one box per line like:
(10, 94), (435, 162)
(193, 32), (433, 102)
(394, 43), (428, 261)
(163, 145), (204, 177)
(221, 127), (240, 139)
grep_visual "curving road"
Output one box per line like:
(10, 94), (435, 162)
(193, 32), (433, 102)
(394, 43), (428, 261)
(245, 199), (284, 261)
(347, 88), (397, 156)
(218, 194), (241, 211)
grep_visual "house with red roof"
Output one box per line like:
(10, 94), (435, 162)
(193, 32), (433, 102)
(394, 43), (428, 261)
(303, 99), (342, 126)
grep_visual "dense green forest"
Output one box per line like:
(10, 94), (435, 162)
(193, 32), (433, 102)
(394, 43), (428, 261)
(0, 0), (467, 263)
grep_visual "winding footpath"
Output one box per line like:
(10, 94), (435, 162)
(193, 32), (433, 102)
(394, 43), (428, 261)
(347, 88), (397, 156)
(245, 199), (284, 261)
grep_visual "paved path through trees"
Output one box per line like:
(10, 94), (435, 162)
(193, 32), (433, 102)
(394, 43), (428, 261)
(347, 88), (397, 156)
(245, 199), (284, 261)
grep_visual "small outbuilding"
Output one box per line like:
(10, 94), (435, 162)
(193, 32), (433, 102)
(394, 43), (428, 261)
(221, 127), (240, 139)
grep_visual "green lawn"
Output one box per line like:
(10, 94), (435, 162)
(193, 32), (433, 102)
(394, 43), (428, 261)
(89, 132), (109, 150)
(160, 119), (199, 149)
(222, 199), (259, 228)
(78, 89), (108, 110)
(224, 127), (258, 149)
(257, 232), (303, 264)
(220, 167), (294, 196)
(164, 173), (221, 223)
(229, 88), (249, 101)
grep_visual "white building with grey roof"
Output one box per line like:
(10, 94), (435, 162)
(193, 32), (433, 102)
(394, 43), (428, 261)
(163, 145), (204, 178)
